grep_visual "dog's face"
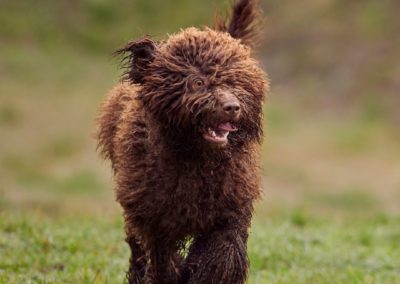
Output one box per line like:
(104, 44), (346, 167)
(119, 29), (268, 148)
(117, 0), (268, 148)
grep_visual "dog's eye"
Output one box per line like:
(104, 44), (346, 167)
(193, 78), (205, 89)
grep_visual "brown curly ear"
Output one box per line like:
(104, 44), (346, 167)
(115, 37), (156, 84)
(215, 0), (262, 48)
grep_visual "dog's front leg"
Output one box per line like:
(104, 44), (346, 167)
(126, 235), (147, 284)
(180, 227), (249, 284)
(143, 243), (182, 284)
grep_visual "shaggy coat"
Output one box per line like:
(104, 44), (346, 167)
(97, 0), (268, 283)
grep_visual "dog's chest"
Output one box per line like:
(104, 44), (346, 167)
(157, 163), (241, 234)
(138, 150), (258, 239)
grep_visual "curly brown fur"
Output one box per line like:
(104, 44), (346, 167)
(96, 1), (268, 283)
(215, 0), (262, 48)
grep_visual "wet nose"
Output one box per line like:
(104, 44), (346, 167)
(223, 101), (241, 116)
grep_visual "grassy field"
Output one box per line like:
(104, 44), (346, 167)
(1, 208), (400, 283)
(1, 0), (400, 283)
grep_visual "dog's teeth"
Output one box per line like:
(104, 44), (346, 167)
(210, 130), (216, 137)
(222, 131), (229, 139)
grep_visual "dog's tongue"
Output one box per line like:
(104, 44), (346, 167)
(218, 122), (237, 132)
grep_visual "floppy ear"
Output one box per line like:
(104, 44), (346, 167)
(215, 0), (262, 48)
(115, 37), (156, 84)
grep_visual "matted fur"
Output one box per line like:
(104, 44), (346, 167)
(97, 1), (269, 283)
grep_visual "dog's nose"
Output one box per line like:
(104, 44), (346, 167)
(223, 101), (241, 116)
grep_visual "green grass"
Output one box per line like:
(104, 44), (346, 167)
(249, 214), (400, 283)
(0, 212), (127, 284)
(1, 210), (399, 283)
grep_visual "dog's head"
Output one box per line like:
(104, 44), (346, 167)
(117, 0), (268, 149)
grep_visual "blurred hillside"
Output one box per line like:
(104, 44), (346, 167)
(1, 0), (399, 115)
(0, 0), (399, 214)
(265, 0), (400, 120)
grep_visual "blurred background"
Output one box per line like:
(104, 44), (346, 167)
(0, 0), (399, 282)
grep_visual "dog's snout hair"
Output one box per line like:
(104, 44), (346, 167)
(189, 90), (242, 125)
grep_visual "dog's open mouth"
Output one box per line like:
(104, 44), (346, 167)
(202, 122), (238, 145)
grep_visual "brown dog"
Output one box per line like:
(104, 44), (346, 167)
(97, 0), (269, 283)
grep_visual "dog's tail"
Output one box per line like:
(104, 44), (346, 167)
(215, 0), (263, 48)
